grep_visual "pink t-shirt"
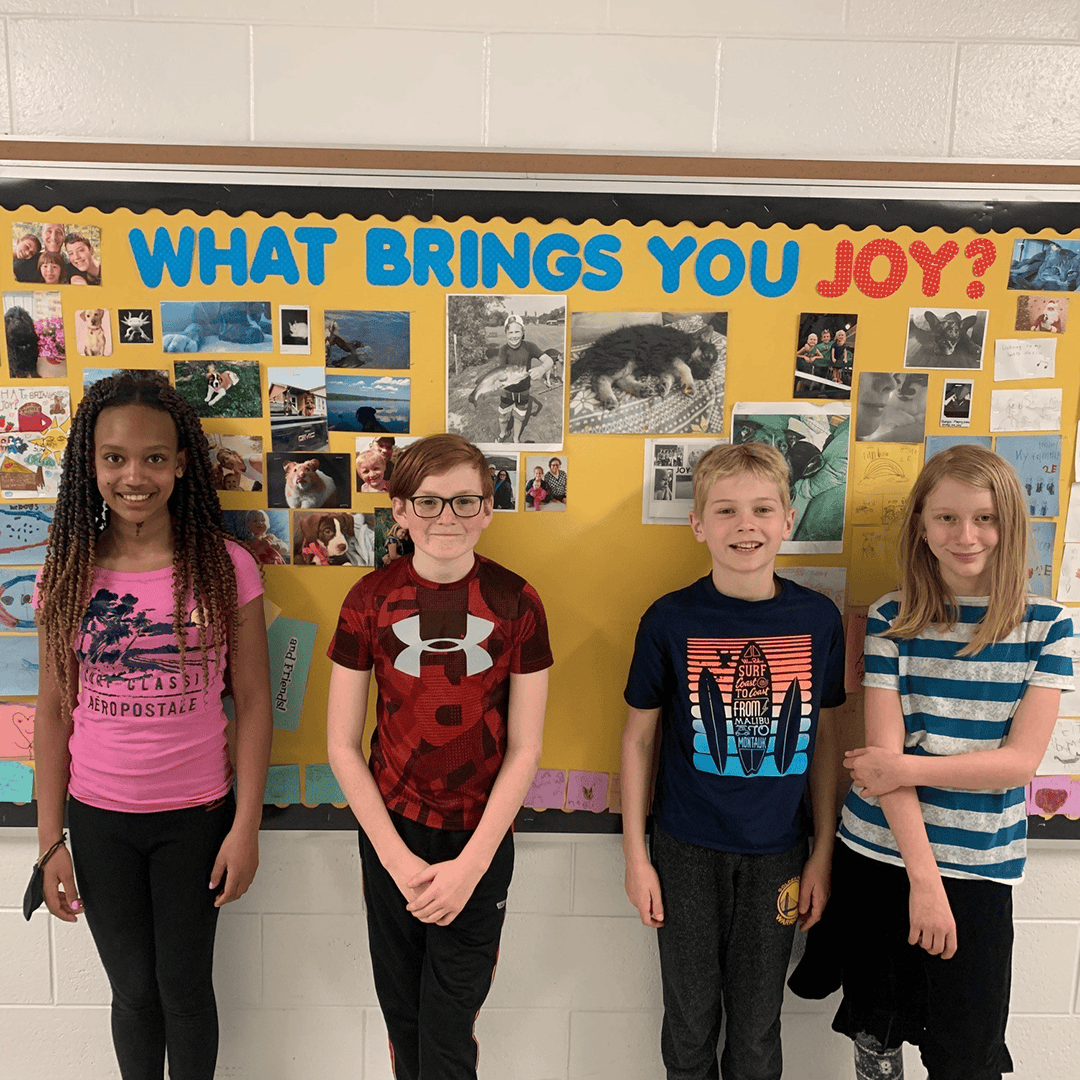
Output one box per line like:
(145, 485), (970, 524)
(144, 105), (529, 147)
(65, 540), (263, 812)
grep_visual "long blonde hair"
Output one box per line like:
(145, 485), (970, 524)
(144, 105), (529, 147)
(889, 445), (1029, 655)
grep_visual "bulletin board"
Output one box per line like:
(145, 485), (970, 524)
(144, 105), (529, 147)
(2, 146), (1080, 837)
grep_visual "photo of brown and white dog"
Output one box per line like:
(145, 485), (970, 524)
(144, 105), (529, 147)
(76, 308), (109, 357)
(294, 511), (356, 565)
(205, 363), (241, 407)
(283, 458), (338, 508)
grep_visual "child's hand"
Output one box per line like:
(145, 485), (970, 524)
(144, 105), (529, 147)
(908, 880), (957, 958)
(797, 850), (830, 931)
(844, 746), (907, 798)
(42, 845), (82, 923)
(624, 858), (664, 928)
(406, 855), (485, 926)
(388, 850), (431, 905)
(210, 826), (260, 907)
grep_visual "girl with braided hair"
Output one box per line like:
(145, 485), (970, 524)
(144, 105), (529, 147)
(33, 373), (272, 1080)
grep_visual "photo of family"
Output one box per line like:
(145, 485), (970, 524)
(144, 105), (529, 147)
(325, 309), (410, 369)
(3, 291), (65, 379)
(569, 311), (727, 435)
(904, 308), (987, 369)
(374, 507), (413, 568)
(855, 372), (929, 443)
(161, 301), (273, 353)
(11, 222), (102, 285)
(793, 313), (856, 399)
(355, 435), (416, 493)
(446, 294), (566, 452)
(523, 455), (567, 512)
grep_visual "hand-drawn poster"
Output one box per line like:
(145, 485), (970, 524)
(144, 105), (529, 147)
(993, 434), (1061, 518)
(0, 502), (53, 563)
(0, 386), (69, 498)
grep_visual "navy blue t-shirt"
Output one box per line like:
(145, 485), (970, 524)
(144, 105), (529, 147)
(625, 575), (846, 854)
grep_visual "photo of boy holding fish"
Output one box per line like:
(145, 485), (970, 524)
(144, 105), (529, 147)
(445, 294), (565, 452)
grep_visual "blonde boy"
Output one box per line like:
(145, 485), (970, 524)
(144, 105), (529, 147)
(622, 442), (845, 1080)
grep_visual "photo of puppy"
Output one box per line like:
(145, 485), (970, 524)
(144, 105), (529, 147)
(904, 308), (987, 370)
(76, 308), (110, 357)
(204, 363), (240, 407)
(267, 452), (351, 511)
(283, 458), (338, 508)
(4, 306), (39, 378)
(294, 511), (357, 565)
(568, 311), (727, 435)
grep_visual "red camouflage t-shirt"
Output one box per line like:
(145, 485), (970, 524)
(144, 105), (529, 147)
(327, 554), (552, 830)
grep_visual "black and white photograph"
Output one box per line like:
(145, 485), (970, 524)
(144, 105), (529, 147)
(855, 372), (929, 443)
(642, 438), (725, 525)
(279, 305), (311, 354)
(117, 309), (154, 344)
(904, 308), (987, 369)
(941, 380), (974, 429)
(569, 311), (726, 434)
(793, 312), (856, 399)
(446, 294), (565, 452)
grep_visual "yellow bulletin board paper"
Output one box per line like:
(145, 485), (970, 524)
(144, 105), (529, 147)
(2, 154), (1079, 836)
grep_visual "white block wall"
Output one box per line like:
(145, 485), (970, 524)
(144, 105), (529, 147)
(2, 2), (1080, 1077)
(4, 829), (1080, 1079)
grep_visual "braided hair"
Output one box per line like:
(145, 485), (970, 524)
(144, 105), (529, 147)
(37, 373), (239, 716)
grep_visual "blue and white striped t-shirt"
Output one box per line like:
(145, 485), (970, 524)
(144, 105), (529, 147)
(839, 592), (1074, 883)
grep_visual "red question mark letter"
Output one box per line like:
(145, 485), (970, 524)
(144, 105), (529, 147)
(965, 238), (997, 299)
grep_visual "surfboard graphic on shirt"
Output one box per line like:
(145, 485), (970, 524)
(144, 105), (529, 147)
(688, 635), (814, 778)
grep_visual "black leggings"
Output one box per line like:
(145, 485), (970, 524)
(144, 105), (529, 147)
(68, 794), (234, 1080)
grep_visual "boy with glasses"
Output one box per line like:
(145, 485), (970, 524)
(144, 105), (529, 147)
(327, 433), (552, 1080)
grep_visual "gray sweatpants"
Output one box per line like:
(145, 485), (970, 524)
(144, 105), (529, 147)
(652, 825), (808, 1080)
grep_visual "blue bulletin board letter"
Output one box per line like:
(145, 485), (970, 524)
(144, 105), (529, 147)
(128, 226), (196, 288)
(250, 226), (301, 285)
(199, 227), (248, 286)
(367, 227), (411, 286)
(582, 235), (623, 291)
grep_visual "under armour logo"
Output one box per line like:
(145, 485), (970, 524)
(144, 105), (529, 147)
(391, 614), (494, 677)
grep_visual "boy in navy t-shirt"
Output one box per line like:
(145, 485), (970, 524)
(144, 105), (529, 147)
(622, 442), (845, 1080)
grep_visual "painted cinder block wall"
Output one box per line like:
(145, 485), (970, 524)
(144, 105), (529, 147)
(2, 3), (1079, 1078)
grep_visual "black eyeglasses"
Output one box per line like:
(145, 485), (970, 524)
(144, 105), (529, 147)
(405, 495), (485, 518)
